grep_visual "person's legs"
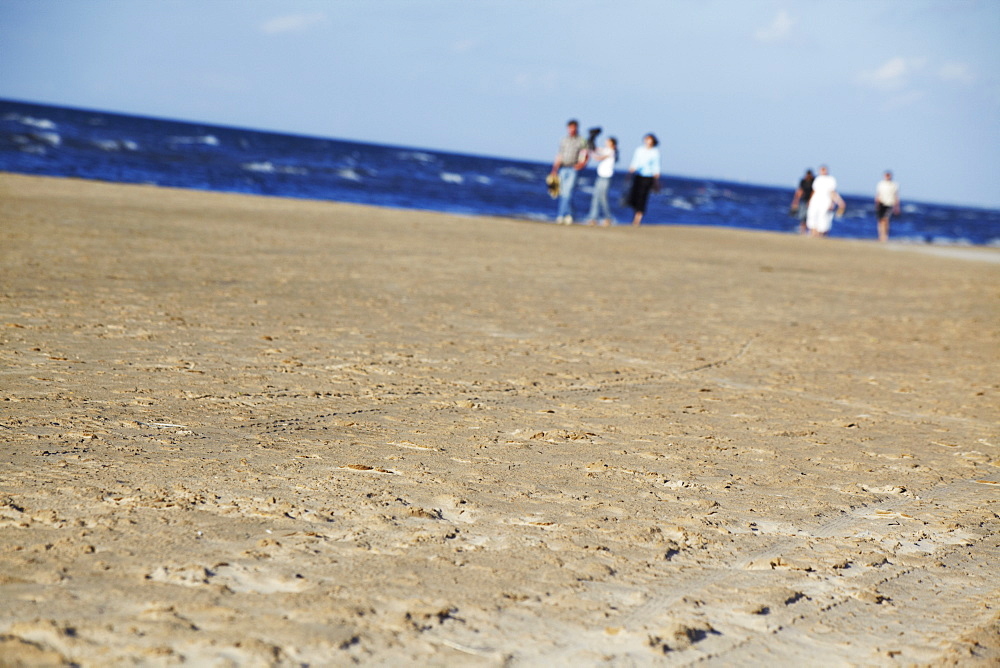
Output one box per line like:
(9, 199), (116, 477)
(630, 175), (651, 226)
(595, 177), (613, 224)
(877, 206), (892, 242)
(811, 209), (833, 237)
(557, 167), (578, 222)
(585, 179), (601, 224)
(588, 177), (610, 224)
(805, 202), (820, 236)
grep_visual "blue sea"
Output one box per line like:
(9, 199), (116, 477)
(2, 99), (998, 246)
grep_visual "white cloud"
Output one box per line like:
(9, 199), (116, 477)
(260, 13), (326, 35)
(938, 62), (976, 85)
(858, 57), (926, 91)
(754, 10), (794, 43)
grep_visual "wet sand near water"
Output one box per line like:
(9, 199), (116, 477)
(1, 173), (998, 665)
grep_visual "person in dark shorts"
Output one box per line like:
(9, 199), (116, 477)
(626, 133), (661, 226)
(874, 171), (900, 242)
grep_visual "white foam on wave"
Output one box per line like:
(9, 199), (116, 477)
(168, 135), (220, 147)
(441, 172), (464, 184)
(243, 161), (275, 173)
(4, 114), (57, 130)
(242, 161), (307, 175)
(398, 151), (437, 164)
(92, 138), (139, 152)
(336, 168), (363, 181)
(671, 197), (694, 210)
(498, 166), (536, 181)
(29, 132), (61, 147)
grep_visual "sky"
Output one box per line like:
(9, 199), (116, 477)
(2, 0), (998, 208)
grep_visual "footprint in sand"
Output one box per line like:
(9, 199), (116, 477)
(337, 464), (397, 474)
(433, 495), (479, 524)
(147, 563), (309, 593)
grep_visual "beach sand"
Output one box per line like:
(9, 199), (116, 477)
(1, 172), (997, 665)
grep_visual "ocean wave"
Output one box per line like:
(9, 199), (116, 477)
(398, 151), (437, 164)
(956, 208), (986, 220)
(28, 131), (61, 147)
(5, 129), (63, 150)
(441, 172), (464, 184)
(242, 161), (307, 175)
(671, 197), (694, 210)
(168, 135), (220, 147)
(92, 138), (139, 152)
(17, 143), (48, 155)
(336, 167), (363, 181)
(4, 114), (57, 130)
(498, 166), (537, 181)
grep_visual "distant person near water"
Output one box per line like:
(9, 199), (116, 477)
(585, 136), (618, 226)
(789, 168), (814, 234)
(874, 171), (901, 242)
(626, 133), (661, 226)
(549, 119), (590, 224)
(806, 165), (845, 237)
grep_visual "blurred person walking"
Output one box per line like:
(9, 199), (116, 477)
(627, 133), (661, 226)
(874, 171), (901, 242)
(789, 168), (814, 234)
(549, 119), (590, 224)
(585, 136), (618, 226)
(806, 165), (845, 237)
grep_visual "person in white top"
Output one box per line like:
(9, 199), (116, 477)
(806, 165), (846, 237)
(585, 137), (618, 226)
(874, 171), (901, 242)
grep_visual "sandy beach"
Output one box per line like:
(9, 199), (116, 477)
(1, 172), (997, 666)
